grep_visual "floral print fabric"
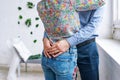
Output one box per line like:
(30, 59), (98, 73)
(75, 0), (105, 11)
(37, 0), (80, 40)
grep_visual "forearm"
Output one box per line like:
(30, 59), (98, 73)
(66, 26), (95, 47)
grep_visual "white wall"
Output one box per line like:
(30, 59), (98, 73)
(96, 0), (113, 38)
(0, 0), (44, 64)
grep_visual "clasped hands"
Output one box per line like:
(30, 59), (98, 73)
(43, 38), (70, 58)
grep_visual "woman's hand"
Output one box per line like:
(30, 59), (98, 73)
(47, 39), (70, 57)
(43, 38), (52, 58)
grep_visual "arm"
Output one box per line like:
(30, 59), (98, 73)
(66, 6), (104, 47)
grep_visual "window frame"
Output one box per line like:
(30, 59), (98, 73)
(113, 0), (120, 25)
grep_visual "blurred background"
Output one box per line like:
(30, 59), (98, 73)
(0, 0), (120, 80)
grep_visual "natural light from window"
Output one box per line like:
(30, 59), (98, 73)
(113, 0), (120, 23)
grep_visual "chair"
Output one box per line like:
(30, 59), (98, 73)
(7, 37), (33, 78)
(6, 37), (42, 79)
(22, 54), (41, 72)
(6, 39), (21, 80)
(12, 38), (41, 76)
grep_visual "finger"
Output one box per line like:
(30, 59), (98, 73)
(46, 52), (51, 58)
(52, 52), (63, 57)
(49, 49), (60, 55)
(48, 47), (57, 52)
(47, 45), (56, 51)
(44, 50), (47, 57)
(47, 45), (59, 53)
(44, 50), (51, 58)
(49, 49), (59, 54)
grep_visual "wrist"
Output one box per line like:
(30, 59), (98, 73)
(43, 38), (48, 42)
(63, 39), (70, 48)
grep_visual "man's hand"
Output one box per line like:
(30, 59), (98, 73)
(43, 38), (52, 58)
(47, 39), (70, 57)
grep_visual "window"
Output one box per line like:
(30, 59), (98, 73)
(113, 0), (120, 24)
(112, 0), (120, 40)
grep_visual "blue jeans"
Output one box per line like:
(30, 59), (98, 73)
(77, 41), (99, 80)
(41, 46), (77, 80)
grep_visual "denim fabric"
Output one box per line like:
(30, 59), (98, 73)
(41, 46), (77, 80)
(77, 41), (99, 80)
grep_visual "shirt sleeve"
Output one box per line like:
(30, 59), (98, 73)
(43, 31), (48, 39)
(66, 6), (105, 47)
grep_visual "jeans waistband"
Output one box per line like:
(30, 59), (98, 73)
(76, 38), (95, 47)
